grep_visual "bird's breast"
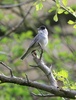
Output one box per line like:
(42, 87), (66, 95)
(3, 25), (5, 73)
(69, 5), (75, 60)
(39, 35), (48, 47)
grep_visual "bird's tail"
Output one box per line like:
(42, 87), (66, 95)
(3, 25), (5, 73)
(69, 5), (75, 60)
(21, 48), (31, 60)
(21, 43), (35, 60)
(21, 52), (27, 60)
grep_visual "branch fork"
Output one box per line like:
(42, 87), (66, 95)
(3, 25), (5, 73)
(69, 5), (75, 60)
(32, 53), (58, 87)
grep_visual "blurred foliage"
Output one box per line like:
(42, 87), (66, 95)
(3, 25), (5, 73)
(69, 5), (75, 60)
(1, 0), (16, 4)
(0, 0), (76, 100)
(0, 31), (33, 100)
(34, 1), (43, 11)
(0, 84), (32, 100)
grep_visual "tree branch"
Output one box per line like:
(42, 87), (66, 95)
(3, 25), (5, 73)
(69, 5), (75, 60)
(0, 0), (33, 9)
(0, 5), (33, 40)
(0, 61), (13, 77)
(0, 74), (76, 99)
(32, 54), (58, 87)
(0, 58), (76, 99)
(52, 0), (76, 18)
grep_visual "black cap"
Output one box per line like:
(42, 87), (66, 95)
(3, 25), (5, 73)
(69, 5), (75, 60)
(39, 25), (46, 30)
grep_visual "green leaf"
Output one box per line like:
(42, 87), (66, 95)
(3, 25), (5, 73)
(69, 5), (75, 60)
(57, 70), (68, 78)
(70, 83), (76, 89)
(68, 20), (75, 25)
(56, 0), (60, 8)
(57, 8), (64, 14)
(67, 7), (74, 13)
(48, 7), (56, 13)
(64, 11), (69, 14)
(53, 14), (58, 22)
(73, 24), (76, 29)
(36, 2), (43, 11)
(62, 0), (68, 6)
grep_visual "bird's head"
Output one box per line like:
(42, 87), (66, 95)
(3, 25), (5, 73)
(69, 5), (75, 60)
(38, 25), (48, 35)
(39, 25), (46, 30)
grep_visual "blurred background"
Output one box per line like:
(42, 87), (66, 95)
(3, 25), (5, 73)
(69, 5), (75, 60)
(0, 0), (76, 100)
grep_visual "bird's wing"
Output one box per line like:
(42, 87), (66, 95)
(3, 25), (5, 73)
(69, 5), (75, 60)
(21, 34), (40, 60)
(21, 41), (36, 60)
(28, 31), (41, 48)
(32, 31), (41, 43)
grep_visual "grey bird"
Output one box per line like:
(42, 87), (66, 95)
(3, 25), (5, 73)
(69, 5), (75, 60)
(21, 25), (48, 60)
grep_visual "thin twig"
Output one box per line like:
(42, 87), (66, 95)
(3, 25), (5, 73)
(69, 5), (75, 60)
(30, 65), (39, 67)
(25, 73), (29, 83)
(0, 74), (76, 99)
(52, 0), (76, 18)
(0, 61), (13, 77)
(31, 92), (55, 97)
(0, 5), (33, 40)
(32, 54), (58, 87)
(17, 0), (27, 28)
(0, 0), (33, 9)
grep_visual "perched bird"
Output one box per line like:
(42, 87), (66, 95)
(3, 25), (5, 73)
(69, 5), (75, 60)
(21, 25), (48, 60)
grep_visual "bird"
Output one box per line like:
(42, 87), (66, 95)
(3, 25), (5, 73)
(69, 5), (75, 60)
(21, 25), (48, 60)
